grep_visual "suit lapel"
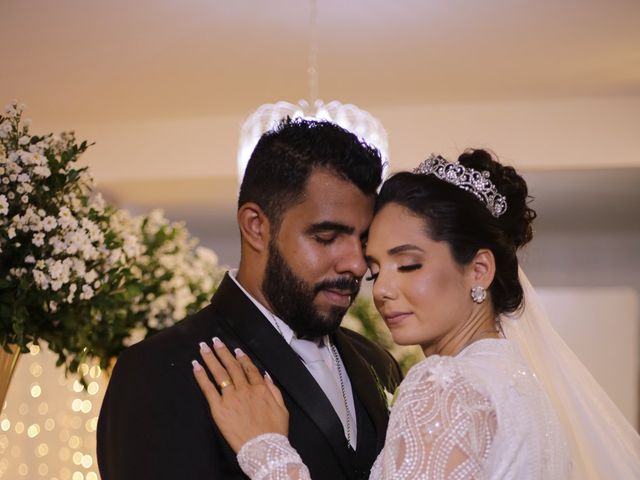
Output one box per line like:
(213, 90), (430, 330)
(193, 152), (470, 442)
(209, 274), (354, 476)
(333, 328), (389, 451)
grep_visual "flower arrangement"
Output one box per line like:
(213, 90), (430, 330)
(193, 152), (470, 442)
(0, 102), (222, 383)
(114, 208), (224, 345)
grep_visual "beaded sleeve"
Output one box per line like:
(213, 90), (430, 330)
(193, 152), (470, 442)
(236, 356), (497, 480)
(369, 356), (497, 479)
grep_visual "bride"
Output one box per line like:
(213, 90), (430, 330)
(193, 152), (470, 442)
(192, 150), (640, 479)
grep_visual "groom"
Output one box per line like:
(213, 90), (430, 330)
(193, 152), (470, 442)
(97, 118), (402, 480)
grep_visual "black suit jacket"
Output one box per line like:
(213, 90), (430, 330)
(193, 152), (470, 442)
(97, 273), (402, 480)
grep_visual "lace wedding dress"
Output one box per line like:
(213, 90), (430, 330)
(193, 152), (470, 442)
(237, 338), (571, 479)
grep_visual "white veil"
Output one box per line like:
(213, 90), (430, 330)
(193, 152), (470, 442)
(500, 269), (640, 479)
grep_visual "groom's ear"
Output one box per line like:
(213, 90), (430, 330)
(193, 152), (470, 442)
(238, 202), (270, 253)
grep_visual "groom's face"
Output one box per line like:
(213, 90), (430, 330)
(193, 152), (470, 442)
(262, 168), (374, 339)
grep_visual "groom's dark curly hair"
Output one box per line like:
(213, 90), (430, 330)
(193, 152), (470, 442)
(238, 117), (383, 235)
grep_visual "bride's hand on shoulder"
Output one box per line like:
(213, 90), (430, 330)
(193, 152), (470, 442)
(192, 337), (289, 453)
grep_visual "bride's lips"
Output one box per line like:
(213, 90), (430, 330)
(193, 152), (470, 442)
(383, 311), (412, 326)
(321, 289), (353, 308)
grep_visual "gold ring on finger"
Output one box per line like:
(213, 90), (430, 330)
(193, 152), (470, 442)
(219, 379), (233, 390)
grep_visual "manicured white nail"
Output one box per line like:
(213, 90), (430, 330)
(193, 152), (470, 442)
(199, 342), (211, 353)
(264, 371), (273, 382)
(192, 360), (203, 371)
(212, 337), (224, 348)
(234, 348), (245, 358)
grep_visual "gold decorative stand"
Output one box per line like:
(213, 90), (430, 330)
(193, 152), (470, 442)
(0, 345), (20, 411)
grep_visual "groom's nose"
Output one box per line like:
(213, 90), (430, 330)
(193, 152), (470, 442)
(334, 237), (367, 279)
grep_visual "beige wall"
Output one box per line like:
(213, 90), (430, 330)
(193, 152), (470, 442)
(56, 95), (640, 184)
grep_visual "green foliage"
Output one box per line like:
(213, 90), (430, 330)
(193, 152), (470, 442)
(0, 102), (223, 386)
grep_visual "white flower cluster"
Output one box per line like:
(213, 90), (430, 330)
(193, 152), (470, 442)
(1, 101), (223, 370)
(0, 102), (131, 312)
(113, 209), (221, 344)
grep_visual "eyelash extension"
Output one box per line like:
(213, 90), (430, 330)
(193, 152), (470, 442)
(398, 264), (422, 272)
(366, 263), (422, 282)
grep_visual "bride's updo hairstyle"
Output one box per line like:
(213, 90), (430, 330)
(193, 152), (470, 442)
(376, 149), (536, 315)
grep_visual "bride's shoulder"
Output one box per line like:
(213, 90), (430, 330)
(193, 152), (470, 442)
(400, 347), (498, 399)
(392, 353), (496, 420)
(401, 354), (467, 393)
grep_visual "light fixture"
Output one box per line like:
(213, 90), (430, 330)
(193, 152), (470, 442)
(236, 0), (389, 182)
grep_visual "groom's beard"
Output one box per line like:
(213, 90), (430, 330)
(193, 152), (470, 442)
(262, 240), (360, 339)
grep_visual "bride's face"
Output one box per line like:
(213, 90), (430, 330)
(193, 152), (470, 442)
(365, 203), (475, 351)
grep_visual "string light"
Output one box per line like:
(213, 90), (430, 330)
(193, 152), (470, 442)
(0, 343), (105, 478)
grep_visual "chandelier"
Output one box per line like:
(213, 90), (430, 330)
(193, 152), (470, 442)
(236, 0), (389, 182)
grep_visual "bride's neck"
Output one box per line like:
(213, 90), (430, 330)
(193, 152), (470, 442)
(423, 306), (500, 357)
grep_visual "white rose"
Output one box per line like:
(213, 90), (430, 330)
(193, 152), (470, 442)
(7, 227), (16, 238)
(66, 283), (77, 303)
(32, 232), (45, 247)
(0, 194), (8, 215)
(24, 255), (35, 264)
(32, 269), (49, 289)
(84, 270), (98, 284)
(72, 258), (86, 277)
(79, 284), (94, 301)
(42, 216), (57, 232)
(33, 165), (51, 178)
(18, 136), (30, 145)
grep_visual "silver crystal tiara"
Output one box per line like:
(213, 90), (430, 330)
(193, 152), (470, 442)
(413, 154), (508, 217)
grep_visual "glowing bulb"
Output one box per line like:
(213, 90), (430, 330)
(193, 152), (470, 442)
(30, 384), (42, 398)
(81, 400), (92, 414)
(15, 421), (24, 434)
(0, 419), (10, 431)
(27, 423), (41, 438)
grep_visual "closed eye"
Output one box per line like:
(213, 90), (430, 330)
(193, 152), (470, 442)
(398, 264), (422, 272)
(313, 234), (337, 245)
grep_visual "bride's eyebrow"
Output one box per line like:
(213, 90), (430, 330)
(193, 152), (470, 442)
(387, 244), (424, 255)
